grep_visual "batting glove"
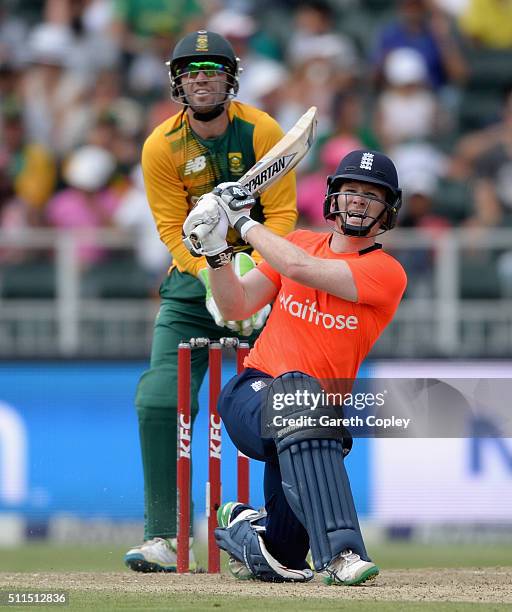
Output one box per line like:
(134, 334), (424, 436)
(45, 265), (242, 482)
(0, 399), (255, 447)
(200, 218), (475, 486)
(225, 252), (271, 337)
(182, 194), (233, 268)
(213, 182), (260, 240)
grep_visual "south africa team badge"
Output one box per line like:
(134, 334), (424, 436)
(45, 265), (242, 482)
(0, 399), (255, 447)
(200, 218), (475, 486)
(228, 152), (245, 175)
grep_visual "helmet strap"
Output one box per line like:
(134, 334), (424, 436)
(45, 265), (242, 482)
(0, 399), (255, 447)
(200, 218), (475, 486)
(191, 104), (225, 122)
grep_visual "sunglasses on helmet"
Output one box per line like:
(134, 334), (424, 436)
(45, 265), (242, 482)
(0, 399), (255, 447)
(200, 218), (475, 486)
(176, 61), (227, 77)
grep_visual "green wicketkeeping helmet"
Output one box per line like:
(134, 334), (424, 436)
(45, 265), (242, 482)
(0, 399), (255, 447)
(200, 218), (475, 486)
(168, 30), (240, 105)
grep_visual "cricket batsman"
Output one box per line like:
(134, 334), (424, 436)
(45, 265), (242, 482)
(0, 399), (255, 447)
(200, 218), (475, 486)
(182, 149), (407, 583)
(124, 30), (297, 572)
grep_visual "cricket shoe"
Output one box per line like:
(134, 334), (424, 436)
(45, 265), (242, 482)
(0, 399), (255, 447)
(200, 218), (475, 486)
(323, 550), (379, 586)
(217, 501), (262, 580)
(124, 537), (197, 573)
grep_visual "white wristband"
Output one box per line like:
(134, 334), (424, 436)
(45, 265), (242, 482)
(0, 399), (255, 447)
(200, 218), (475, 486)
(236, 217), (260, 240)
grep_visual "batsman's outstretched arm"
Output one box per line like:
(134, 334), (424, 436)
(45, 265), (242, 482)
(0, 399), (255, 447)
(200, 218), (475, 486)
(210, 184), (358, 302)
(208, 261), (278, 321)
(243, 224), (358, 302)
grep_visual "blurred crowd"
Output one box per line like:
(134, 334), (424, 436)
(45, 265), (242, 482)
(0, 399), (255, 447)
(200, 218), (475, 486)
(1, 0), (512, 298)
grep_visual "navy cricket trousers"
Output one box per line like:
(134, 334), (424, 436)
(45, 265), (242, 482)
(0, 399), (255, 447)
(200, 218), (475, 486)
(217, 367), (310, 569)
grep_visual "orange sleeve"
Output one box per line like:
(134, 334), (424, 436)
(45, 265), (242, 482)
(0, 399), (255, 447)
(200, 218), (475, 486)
(256, 260), (281, 288)
(255, 230), (303, 288)
(347, 252), (407, 310)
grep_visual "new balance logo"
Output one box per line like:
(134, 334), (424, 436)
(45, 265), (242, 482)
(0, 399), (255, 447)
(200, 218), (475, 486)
(251, 380), (268, 392)
(360, 153), (374, 170)
(184, 155), (206, 175)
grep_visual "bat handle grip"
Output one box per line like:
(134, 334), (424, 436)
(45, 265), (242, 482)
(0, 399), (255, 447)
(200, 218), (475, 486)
(190, 223), (212, 242)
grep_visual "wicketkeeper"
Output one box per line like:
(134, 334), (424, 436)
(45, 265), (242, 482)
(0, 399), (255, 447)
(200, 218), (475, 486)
(182, 149), (407, 584)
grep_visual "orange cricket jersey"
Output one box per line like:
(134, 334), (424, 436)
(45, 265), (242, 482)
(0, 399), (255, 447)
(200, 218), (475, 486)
(245, 230), (407, 380)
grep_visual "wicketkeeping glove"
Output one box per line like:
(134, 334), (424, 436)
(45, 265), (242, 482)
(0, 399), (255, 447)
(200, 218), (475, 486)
(213, 182), (260, 240)
(198, 267), (229, 329)
(182, 194), (233, 268)
(198, 253), (271, 334)
(225, 252), (271, 336)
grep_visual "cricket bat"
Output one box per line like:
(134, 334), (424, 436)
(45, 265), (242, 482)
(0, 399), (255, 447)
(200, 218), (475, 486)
(190, 106), (317, 241)
(238, 105), (317, 196)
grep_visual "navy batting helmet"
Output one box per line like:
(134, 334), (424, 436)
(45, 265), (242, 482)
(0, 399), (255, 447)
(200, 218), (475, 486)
(167, 30), (240, 106)
(323, 150), (402, 236)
